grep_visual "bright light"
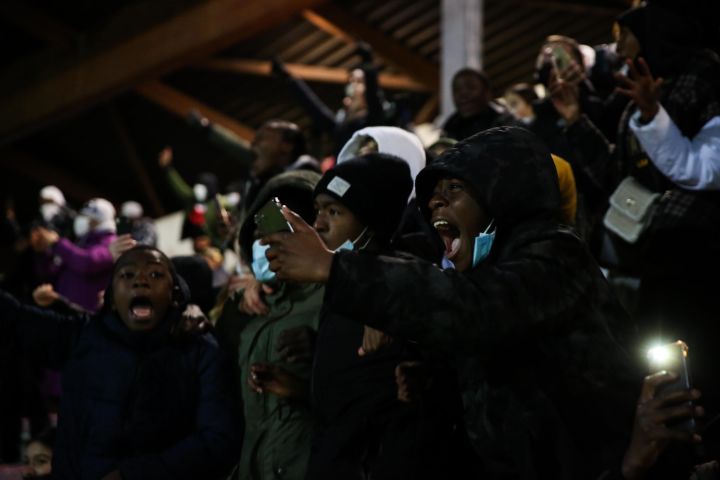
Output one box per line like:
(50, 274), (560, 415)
(647, 345), (671, 365)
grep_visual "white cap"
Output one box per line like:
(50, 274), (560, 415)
(39, 186), (66, 206)
(120, 201), (143, 220)
(80, 198), (116, 233)
(337, 126), (426, 200)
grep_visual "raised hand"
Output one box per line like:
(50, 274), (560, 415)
(109, 234), (137, 262)
(549, 69), (581, 125)
(158, 146), (173, 168)
(615, 57), (663, 123)
(262, 206), (334, 284)
(621, 371), (703, 480)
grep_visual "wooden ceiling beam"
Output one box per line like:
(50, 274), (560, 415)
(302, 5), (439, 89)
(0, 0), (327, 144)
(196, 58), (432, 92)
(135, 81), (255, 142)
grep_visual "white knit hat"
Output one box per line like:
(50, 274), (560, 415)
(337, 126), (426, 200)
(39, 185), (66, 206)
(80, 198), (116, 233)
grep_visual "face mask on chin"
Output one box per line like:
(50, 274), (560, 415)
(73, 215), (90, 238)
(472, 220), (496, 267)
(40, 204), (61, 222)
(334, 226), (372, 253)
(193, 184), (208, 203)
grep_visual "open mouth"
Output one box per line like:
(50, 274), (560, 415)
(129, 296), (154, 322)
(433, 218), (462, 260)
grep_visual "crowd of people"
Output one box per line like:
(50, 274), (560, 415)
(0, 1), (719, 479)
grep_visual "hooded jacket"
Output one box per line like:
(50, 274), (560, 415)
(217, 170), (323, 480)
(0, 286), (240, 480)
(321, 127), (637, 479)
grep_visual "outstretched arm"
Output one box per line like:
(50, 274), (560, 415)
(0, 288), (87, 369)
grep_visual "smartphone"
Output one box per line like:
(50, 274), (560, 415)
(254, 197), (291, 236)
(551, 45), (573, 73)
(116, 216), (133, 236)
(647, 340), (695, 431)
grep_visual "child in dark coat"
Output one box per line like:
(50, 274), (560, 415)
(0, 245), (241, 480)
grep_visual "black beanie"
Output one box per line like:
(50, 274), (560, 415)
(314, 152), (412, 243)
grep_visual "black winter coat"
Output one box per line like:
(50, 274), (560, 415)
(0, 290), (241, 480)
(321, 127), (639, 479)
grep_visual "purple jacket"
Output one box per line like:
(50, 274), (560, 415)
(35, 230), (116, 312)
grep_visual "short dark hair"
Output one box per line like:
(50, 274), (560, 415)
(28, 427), (56, 450)
(452, 68), (491, 91)
(263, 120), (307, 161)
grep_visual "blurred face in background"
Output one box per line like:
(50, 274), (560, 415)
(452, 72), (490, 117)
(25, 441), (52, 478)
(343, 69), (368, 118)
(251, 126), (293, 178)
(504, 92), (534, 122)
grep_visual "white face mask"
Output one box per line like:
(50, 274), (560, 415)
(193, 184), (208, 203)
(40, 204), (61, 222)
(73, 215), (90, 237)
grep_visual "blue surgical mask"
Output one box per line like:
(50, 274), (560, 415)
(334, 226), (371, 253)
(472, 221), (496, 267)
(335, 240), (354, 252)
(251, 240), (275, 282)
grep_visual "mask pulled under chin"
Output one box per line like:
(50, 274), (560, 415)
(441, 221), (496, 270)
(472, 221), (495, 267)
(333, 226), (371, 253)
(251, 240), (275, 282)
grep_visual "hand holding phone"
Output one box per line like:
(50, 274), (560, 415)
(647, 340), (696, 431)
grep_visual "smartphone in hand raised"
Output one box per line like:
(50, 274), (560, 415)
(254, 197), (291, 236)
(647, 340), (695, 432)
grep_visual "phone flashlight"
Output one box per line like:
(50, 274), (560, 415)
(647, 340), (695, 431)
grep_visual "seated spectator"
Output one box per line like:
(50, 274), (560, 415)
(441, 67), (513, 141)
(0, 246), (241, 480)
(262, 127), (638, 479)
(31, 198), (116, 312)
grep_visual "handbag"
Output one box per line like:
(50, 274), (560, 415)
(603, 176), (660, 244)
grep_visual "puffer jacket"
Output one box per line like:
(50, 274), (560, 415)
(0, 289), (241, 480)
(321, 127), (639, 479)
